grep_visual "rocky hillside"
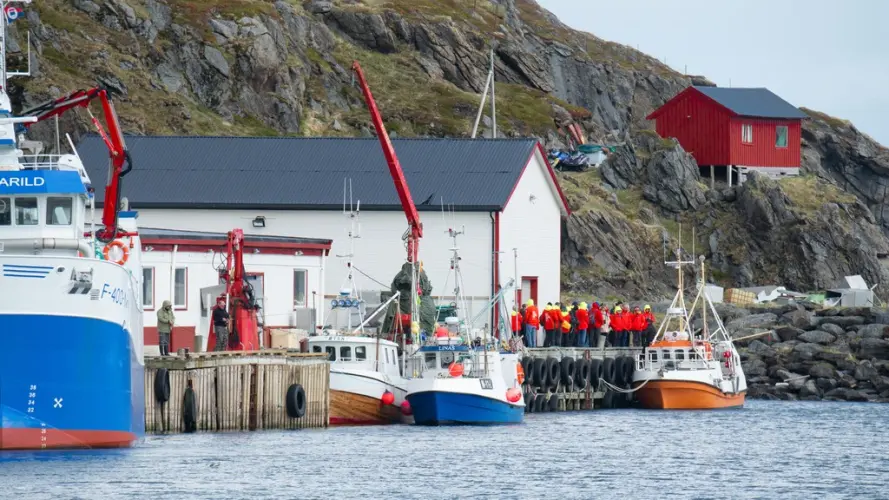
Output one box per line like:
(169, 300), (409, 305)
(9, 0), (889, 300)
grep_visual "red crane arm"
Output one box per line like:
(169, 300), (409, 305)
(22, 87), (132, 243)
(228, 229), (245, 297)
(351, 61), (423, 262)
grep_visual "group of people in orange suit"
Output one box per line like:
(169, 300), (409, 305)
(510, 299), (656, 349)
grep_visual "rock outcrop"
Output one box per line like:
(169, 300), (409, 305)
(724, 306), (889, 402)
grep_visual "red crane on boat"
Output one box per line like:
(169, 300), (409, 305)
(21, 86), (132, 242)
(206, 229), (261, 351)
(350, 61), (423, 339)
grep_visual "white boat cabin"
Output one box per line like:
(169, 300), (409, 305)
(308, 335), (402, 377)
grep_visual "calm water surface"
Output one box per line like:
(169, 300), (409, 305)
(1, 400), (886, 500)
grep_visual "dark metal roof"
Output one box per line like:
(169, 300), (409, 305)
(77, 135), (541, 211)
(139, 227), (331, 246)
(693, 86), (808, 119)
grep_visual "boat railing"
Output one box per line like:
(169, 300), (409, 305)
(17, 154), (81, 170)
(639, 350), (715, 372)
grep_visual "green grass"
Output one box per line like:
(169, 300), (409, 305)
(799, 107), (850, 129)
(780, 175), (857, 213)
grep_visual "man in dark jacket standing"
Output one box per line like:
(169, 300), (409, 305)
(213, 299), (231, 351)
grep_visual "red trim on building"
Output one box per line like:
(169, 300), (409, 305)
(142, 244), (327, 257)
(141, 237), (331, 255)
(502, 143), (572, 218)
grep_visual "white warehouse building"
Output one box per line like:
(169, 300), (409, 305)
(79, 135), (571, 333)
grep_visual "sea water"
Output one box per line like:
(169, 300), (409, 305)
(1, 400), (886, 500)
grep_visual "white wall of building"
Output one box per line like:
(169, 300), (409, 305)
(134, 209), (495, 327)
(498, 149), (565, 310)
(141, 248), (324, 348)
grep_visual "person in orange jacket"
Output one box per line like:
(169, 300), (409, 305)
(560, 305), (572, 346)
(510, 306), (523, 339)
(631, 306), (647, 347)
(523, 299), (539, 348)
(541, 303), (555, 347)
(576, 302), (589, 347)
(591, 302), (604, 348)
(642, 304), (656, 345)
(610, 306), (627, 347)
(550, 302), (563, 347)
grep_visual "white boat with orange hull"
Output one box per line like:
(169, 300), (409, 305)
(632, 252), (746, 410)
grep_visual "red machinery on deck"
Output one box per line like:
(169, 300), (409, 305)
(22, 87), (132, 242)
(350, 62), (423, 339)
(206, 229), (261, 351)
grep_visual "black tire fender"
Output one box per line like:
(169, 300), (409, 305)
(182, 386), (197, 433)
(602, 390), (614, 409)
(532, 358), (546, 387)
(621, 356), (635, 385)
(547, 393), (559, 412)
(286, 384), (307, 419)
(546, 357), (560, 387)
(589, 358), (602, 390)
(154, 368), (170, 403)
(602, 357), (615, 385)
(534, 393), (546, 412)
(574, 359), (590, 389)
(560, 357), (575, 386)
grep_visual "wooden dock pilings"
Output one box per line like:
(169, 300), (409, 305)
(144, 350), (330, 433)
(521, 347), (643, 411)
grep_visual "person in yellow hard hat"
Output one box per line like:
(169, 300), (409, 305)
(510, 306), (523, 338)
(523, 299), (539, 348)
(642, 304), (656, 346)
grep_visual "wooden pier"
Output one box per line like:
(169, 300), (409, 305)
(521, 347), (643, 411)
(144, 350), (330, 433)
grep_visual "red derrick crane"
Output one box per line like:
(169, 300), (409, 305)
(350, 61), (423, 338)
(22, 86), (132, 242)
(207, 229), (261, 352)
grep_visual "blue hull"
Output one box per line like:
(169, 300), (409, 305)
(407, 391), (524, 425)
(0, 314), (144, 449)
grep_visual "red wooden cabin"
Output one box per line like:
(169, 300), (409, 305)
(646, 86), (807, 185)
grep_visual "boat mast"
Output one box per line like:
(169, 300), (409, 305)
(700, 256), (707, 341)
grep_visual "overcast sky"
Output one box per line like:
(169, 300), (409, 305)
(538, 0), (889, 145)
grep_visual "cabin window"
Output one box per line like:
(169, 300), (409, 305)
(649, 350), (658, 362)
(142, 267), (155, 309)
(14, 197), (38, 225)
(340, 346), (351, 361)
(662, 350), (672, 360)
(440, 352), (455, 368)
(312, 345), (322, 353)
(173, 267), (187, 309)
(741, 124), (753, 144)
(776, 126), (788, 148)
(675, 350), (686, 361)
(325, 346), (336, 361)
(385, 349), (390, 365)
(46, 197), (73, 225)
(293, 269), (307, 308)
(425, 353), (437, 369)
(355, 346), (366, 361)
(0, 197), (9, 225)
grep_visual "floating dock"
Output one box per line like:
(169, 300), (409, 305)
(144, 350), (330, 433)
(521, 348), (642, 411)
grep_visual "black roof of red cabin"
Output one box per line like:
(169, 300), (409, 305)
(648, 86), (808, 120)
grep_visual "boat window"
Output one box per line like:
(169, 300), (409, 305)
(340, 346), (352, 361)
(662, 350), (672, 360)
(0, 197), (9, 225)
(46, 197), (72, 225)
(312, 345), (322, 353)
(675, 350), (685, 361)
(649, 350), (658, 362)
(325, 346), (336, 361)
(14, 197), (38, 225)
(355, 346), (366, 361)
(425, 353), (437, 369)
(440, 352), (455, 368)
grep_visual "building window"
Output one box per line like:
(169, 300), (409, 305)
(46, 197), (73, 225)
(14, 197), (38, 225)
(741, 124), (753, 144)
(293, 269), (307, 308)
(0, 197), (9, 225)
(174, 267), (187, 309)
(142, 267), (155, 309)
(776, 126), (788, 148)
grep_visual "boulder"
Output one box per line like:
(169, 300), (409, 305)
(816, 316), (866, 328)
(726, 313), (778, 335)
(858, 324), (889, 339)
(818, 323), (845, 337)
(639, 143), (707, 213)
(853, 360), (880, 381)
(783, 308), (817, 330)
(858, 338), (889, 359)
(824, 387), (868, 402)
(809, 362), (837, 379)
(741, 357), (767, 377)
(798, 330), (836, 345)
(791, 342), (824, 361)
(799, 379), (821, 398)
(815, 377), (838, 391)
(746, 339), (775, 358)
(837, 372), (858, 388)
(874, 360), (889, 376)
